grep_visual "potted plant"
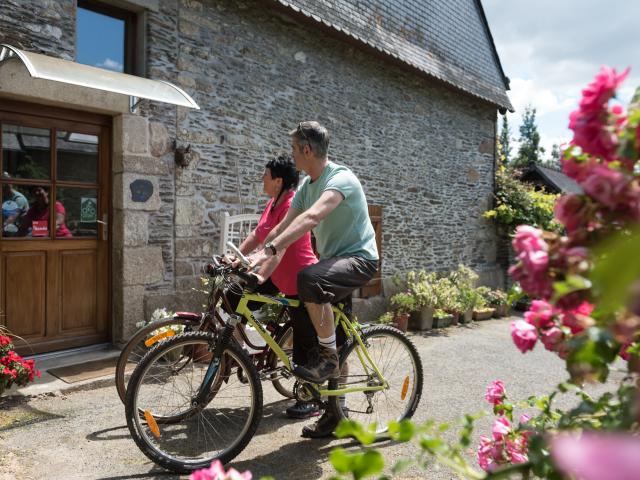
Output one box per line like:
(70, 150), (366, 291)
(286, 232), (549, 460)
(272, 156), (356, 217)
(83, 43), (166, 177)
(487, 289), (509, 317)
(432, 309), (453, 328)
(432, 277), (461, 325)
(406, 271), (438, 331)
(472, 287), (495, 320)
(0, 327), (41, 396)
(389, 292), (415, 333)
(449, 265), (480, 324)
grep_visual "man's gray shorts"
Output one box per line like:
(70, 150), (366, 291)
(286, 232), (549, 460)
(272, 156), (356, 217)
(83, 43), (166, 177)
(297, 256), (379, 304)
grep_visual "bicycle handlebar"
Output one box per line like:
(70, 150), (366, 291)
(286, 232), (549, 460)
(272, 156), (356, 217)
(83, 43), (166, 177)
(205, 256), (258, 291)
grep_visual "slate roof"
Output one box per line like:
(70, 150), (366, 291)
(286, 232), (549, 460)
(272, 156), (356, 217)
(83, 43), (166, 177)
(269, 0), (513, 111)
(521, 164), (583, 194)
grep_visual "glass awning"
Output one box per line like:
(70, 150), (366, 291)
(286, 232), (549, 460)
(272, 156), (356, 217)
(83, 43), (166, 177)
(0, 44), (200, 112)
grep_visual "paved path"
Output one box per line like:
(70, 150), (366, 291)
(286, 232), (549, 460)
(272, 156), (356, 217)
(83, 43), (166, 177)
(0, 317), (619, 480)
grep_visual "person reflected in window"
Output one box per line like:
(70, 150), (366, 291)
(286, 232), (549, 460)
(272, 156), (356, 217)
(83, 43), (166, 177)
(2, 172), (29, 236)
(18, 186), (72, 238)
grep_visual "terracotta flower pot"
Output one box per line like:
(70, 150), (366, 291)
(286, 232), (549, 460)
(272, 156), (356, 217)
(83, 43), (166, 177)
(473, 308), (495, 321)
(392, 313), (410, 333)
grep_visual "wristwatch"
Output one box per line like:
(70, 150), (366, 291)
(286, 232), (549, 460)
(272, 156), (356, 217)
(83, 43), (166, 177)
(265, 242), (277, 256)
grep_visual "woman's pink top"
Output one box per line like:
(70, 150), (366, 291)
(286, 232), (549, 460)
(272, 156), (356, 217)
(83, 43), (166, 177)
(254, 190), (317, 295)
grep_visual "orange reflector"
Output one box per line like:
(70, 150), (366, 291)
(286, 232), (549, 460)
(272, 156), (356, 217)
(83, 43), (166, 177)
(144, 330), (175, 347)
(144, 410), (161, 438)
(400, 376), (410, 400)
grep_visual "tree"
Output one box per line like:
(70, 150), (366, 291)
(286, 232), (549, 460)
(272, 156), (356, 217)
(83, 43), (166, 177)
(497, 114), (512, 165)
(549, 143), (561, 168)
(513, 105), (543, 167)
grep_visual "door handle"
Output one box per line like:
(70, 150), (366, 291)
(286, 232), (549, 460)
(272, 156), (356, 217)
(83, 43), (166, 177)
(97, 214), (107, 241)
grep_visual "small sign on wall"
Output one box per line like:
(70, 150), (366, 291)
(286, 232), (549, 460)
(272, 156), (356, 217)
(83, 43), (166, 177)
(32, 220), (48, 237)
(81, 197), (97, 223)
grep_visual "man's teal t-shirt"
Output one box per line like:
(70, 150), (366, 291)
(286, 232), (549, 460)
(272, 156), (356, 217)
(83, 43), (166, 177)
(291, 162), (379, 261)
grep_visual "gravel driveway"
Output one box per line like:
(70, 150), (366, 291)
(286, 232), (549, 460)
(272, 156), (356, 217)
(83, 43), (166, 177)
(0, 317), (621, 480)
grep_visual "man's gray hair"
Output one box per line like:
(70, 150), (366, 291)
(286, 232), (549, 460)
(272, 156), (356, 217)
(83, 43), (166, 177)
(289, 121), (330, 158)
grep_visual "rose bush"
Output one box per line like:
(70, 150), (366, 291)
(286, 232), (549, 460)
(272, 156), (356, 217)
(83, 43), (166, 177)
(0, 330), (40, 394)
(328, 67), (640, 480)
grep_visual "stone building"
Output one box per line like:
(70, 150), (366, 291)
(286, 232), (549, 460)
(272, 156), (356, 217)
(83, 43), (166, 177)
(0, 0), (512, 354)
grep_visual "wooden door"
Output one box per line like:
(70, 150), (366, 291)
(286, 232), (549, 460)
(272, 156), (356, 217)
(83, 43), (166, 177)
(359, 204), (382, 298)
(0, 101), (110, 354)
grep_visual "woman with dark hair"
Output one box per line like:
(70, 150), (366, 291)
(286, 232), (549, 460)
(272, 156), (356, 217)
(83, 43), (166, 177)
(229, 153), (320, 419)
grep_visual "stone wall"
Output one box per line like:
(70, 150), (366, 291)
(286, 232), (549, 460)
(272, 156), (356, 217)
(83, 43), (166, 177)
(1, 0), (503, 337)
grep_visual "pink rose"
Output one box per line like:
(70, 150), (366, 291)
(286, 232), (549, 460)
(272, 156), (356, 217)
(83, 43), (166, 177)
(512, 225), (548, 254)
(520, 249), (549, 274)
(190, 461), (252, 480)
(519, 413), (532, 425)
(511, 320), (538, 353)
(551, 432), (640, 480)
(477, 435), (494, 472)
(485, 380), (506, 407)
(561, 302), (595, 334)
(579, 66), (630, 113)
(554, 194), (590, 233)
(540, 326), (564, 352)
(569, 110), (619, 161)
(561, 156), (596, 182)
(492, 417), (511, 441)
(506, 437), (529, 464)
(524, 300), (556, 328)
(581, 165), (629, 209)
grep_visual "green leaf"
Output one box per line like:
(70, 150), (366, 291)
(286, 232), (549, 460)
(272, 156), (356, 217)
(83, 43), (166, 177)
(590, 228), (640, 318)
(551, 275), (591, 303)
(388, 419), (416, 442)
(419, 437), (446, 454)
(334, 420), (377, 445)
(391, 459), (414, 474)
(330, 448), (352, 474)
(329, 449), (385, 480)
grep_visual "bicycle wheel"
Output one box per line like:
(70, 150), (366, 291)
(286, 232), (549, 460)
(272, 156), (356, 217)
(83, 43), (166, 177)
(115, 317), (199, 405)
(328, 325), (423, 434)
(269, 325), (296, 398)
(125, 331), (263, 474)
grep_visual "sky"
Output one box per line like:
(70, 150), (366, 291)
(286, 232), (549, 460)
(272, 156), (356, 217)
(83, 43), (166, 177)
(482, 0), (640, 162)
(76, 7), (125, 73)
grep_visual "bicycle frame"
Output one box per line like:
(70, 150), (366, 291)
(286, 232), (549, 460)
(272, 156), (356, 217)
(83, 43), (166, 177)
(235, 291), (389, 397)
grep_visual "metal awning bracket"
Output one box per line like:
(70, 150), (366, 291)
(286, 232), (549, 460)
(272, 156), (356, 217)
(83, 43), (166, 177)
(129, 96), (143, 114)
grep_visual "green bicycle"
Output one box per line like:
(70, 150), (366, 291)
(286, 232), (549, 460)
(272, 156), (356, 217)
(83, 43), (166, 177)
(125, 256), (423, 473)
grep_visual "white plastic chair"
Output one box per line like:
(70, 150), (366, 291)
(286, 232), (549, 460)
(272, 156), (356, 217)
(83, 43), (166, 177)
(219, 212), (260, 255)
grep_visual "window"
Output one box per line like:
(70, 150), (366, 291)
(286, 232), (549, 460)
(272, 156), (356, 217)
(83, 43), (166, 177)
(76, 1), (138, 74)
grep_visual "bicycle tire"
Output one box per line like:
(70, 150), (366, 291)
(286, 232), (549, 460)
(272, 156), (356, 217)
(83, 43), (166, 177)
(328, 325), (423, 434)
(125, 331), (263, 474)
(269, 325), (296, 398)
(115, 317), (200, 405)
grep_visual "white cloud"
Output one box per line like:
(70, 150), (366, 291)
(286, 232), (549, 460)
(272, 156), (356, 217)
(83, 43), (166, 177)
(96, 58), (123, 72)
(484, 0), (640, 164)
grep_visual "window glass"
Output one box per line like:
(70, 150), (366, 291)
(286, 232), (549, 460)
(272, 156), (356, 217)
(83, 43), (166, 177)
(57, 187), (98, 238)
(2, 124), (51, 180)
(1, 184), (53, 238)
(57, 131), (99, 183)
(77, 6), (126, 73)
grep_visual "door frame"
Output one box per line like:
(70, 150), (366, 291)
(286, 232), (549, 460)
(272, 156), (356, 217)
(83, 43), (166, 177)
(0, 99), (112, 354)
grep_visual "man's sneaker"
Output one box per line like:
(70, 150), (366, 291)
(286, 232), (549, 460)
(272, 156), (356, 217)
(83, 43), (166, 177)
(286, 401), (321, 419)
(301, 410), (340, 438)
(293, 346), (340, 383)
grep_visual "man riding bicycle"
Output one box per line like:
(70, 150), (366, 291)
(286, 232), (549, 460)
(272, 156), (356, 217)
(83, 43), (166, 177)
(249, 120), (379, 437)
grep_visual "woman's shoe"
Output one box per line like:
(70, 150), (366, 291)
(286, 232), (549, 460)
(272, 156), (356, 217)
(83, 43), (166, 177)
(285, 401), (321, 419)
